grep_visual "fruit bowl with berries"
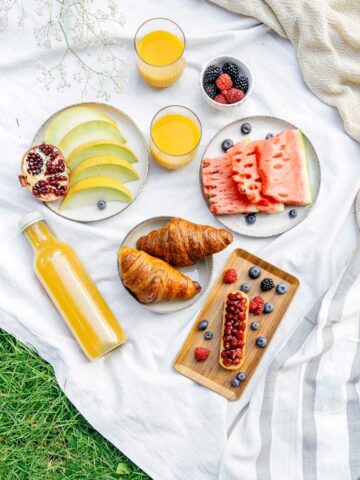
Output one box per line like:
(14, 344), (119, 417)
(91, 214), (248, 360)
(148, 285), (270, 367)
(200, 55), (253, 110)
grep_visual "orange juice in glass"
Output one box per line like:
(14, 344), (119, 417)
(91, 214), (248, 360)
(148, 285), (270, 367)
(150, 106), (202, 169)
(135, 18), (185, 88)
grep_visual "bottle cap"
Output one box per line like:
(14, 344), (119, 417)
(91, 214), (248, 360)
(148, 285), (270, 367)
(19, 211), (44, 232)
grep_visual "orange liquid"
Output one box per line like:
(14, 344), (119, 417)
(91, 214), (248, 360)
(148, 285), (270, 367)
(136, 30), (185, 87)
(24, 220), (126, 360)
(151, 113), (201, 169)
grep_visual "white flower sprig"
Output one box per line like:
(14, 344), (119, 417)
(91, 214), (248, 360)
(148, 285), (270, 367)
(0, 0), (127, 100)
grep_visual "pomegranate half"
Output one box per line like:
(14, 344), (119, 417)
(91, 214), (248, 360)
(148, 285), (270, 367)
(19, 143), (69, 202)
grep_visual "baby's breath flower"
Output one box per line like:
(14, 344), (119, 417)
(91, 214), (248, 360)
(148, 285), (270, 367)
(0, 0), (127, 98)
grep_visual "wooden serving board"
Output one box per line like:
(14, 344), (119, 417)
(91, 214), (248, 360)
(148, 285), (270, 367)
(174, 248), (299, 401)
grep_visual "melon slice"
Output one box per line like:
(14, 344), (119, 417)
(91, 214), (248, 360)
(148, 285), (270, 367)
(60, 176), (132, 210)
(230, 142), (284, 213)
(219, 290), (249, 370)
(59, 121), (127, 160)
(201, 154), (258, 214)
(67, 140), (138, 171)
(44, 106), (117, 146)
(69, 156), (140, 187)
(256, 129), (312, 205)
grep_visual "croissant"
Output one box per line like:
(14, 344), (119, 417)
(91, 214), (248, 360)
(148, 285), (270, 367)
(118, 246), (201, 304)
(136, 218), (233, 267)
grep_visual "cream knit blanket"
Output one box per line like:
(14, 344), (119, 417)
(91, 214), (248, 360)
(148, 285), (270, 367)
(210, 0), (360, 143)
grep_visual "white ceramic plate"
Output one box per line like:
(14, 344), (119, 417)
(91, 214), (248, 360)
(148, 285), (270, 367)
(200, 115), (321, 237)
(119, 217), (213, 314)
(32, 102), (149, 222)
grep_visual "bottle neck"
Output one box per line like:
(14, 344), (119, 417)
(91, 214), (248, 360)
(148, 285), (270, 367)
(24, 220), (56, 250)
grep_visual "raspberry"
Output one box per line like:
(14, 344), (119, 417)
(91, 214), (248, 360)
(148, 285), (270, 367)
(194, 347), (210, 362)
(249, 296), (265, 316)
(223, 268), (237, 284)
(214, 94), (228, 104)
(216, 73), (233, 91)
(225, 88), (245, 104)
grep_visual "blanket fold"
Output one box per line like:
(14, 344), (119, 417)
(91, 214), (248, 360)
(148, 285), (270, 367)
(210, 0), (360, 144)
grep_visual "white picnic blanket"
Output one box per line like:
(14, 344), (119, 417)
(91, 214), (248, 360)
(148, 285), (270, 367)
(1, 1), (360, 479)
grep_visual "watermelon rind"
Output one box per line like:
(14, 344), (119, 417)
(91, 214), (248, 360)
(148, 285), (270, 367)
(297, 129), (312, 205)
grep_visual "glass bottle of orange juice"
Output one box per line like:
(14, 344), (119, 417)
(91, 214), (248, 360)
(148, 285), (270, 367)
(20, 212), (127, 360)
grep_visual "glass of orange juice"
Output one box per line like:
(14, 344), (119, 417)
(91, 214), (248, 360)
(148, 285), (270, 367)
(150, 105), (202, 169)
(134, 18), (186, 88)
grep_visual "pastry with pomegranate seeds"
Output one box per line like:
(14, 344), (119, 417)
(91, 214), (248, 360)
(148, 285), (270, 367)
(19, 143), (69, 202)
(219, 291), (249, 370)
(136, 217), (233, 267)
(118, 246), (201, 304)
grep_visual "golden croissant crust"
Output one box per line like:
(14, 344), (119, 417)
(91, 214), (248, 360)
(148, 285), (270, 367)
(119, 246), (201, 304)
(136, 217), (233, 267)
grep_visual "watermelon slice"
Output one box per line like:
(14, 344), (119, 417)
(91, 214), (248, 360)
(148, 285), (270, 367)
(201, 154), (258, 214)
(256, 129), (312, 205)
(230, 142), (284, 213)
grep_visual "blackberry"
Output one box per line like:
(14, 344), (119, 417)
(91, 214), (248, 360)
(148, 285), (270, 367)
(222, 62), (239, 79)
(203, 82), (218, 99)
(204, 64), (221, 83)
(233, 75), (249, 93)
(260, 278), (275, 292)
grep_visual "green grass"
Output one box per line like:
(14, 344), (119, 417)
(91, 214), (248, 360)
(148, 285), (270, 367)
(0, 330), (149, 480)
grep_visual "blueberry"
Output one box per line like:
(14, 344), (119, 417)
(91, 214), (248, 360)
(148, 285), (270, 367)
(249, 266), (261, 279)
(251, 322), (259, 331)
(276, 283), (288, 295)
(236, 372), (246, 381)
(246, 214), (256, 225)
(263, 302), (274, 314)
(97, 200), (107, 210)
(231, 378), (241, 388)
(204, 331), (213, 341)
(198, 320), (208, 331)
(289, 209), (298, 219)
(240, 283), (250, 293)
(256, 336), (268, 348)
(221, 139), (233, 152)
(241, 122), (252, 135)
(265, 133), (274, 140)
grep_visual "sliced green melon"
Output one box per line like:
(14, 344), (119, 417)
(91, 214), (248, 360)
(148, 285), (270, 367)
(59, 121), (127, 160)
(69, 156), (139, 187)
(67, 140), (138, 171)
(256, 129), (312, 205)
(44, 106), (117, 146)
(60, 177), (132, 210)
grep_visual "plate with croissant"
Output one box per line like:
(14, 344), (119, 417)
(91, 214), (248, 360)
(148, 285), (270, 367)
(118, 217), (233, 313)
